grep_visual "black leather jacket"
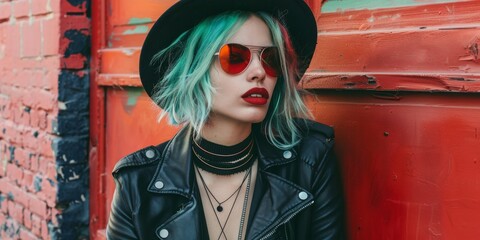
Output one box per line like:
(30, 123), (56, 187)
(107, 120), (345, 239)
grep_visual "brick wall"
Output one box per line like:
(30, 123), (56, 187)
(0, 0), (90, 239)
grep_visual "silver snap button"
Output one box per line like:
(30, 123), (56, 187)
(154, 181), (164, 189)
(145, 149), (155, 159)
(298, 191), (308, 200)
(159, 229), (169, 238)
(283, 150), (292, 159)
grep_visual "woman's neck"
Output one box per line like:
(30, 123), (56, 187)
(200, 119), (252, 146)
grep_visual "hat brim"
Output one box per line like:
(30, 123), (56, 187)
(139, 0), (317, 98)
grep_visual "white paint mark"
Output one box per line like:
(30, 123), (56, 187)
(57, 166), (65, 179)
(68, 171), (80, 181)
(367, 15), (375, 23)
(47, 0), (52, 12)
(58, 101), (67, 110)
(122, 48), (135, 56)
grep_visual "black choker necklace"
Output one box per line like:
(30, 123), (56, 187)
(192, 134), (256, 175)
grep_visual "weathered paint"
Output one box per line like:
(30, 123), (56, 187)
(317, 1), (480, 32)
(104, 89), (178, 221)
(122, 25), (149, 35)
(302, 74), (480, 92)
(309, 26), (480, 94)
(321, 0), (467, 13)
(128, 17), (153, 25)
(1, 0), (90, 238)
(311, 29), (480, 76)
(125, 87), (142, 113)
(90, 2), (179, 238)
(98, 47), (140, 74)
(64, 29), (90, 57)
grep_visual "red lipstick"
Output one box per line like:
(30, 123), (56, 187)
(241, 87), (269, 105)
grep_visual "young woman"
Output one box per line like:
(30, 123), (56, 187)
(107, 0), (345, 239)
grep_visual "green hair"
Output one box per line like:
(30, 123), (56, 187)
(151, 11), (311, 150)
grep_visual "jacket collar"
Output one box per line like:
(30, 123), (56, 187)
(148, 125), (298, 195)
(147, 125), (313, 239)
(147, 126), (196, 197)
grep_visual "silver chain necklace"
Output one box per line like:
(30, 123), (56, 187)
(196, 165), (253, 240)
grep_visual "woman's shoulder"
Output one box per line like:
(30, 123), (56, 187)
(111, 140), (170, 178)
(294, 118), (335, 168)
(296, 118), (334, 144)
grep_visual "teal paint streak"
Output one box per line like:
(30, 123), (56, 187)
(128, 17), (153, 25)
(123, 25), (149, 35)
(126, 88), (142, 107)
(124, 87), (143, 114)
(321, 0), (461, 13)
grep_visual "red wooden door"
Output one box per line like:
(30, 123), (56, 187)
(90, 0), (480, 239)
(90, 0), (179, 238)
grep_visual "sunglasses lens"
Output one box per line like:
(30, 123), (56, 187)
(218, 44), (251, 74)
(261, 47), (280, 77)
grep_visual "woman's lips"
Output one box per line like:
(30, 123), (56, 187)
(241, 87), (269, 105)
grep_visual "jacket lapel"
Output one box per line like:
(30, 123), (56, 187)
(147, 126), (195, 197)
(246, 171), (313, 239)
(155, 198), (203, 239)
(147, 126), (204, 239)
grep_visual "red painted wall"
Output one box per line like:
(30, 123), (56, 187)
(307, 1), (480, 239)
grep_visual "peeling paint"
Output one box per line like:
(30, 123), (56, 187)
(122, 48), (135, 56)
(128, 17), (152, 25)
(123, 26), (149, 35)
(57, 166), (65, 179)
(59, 101), (67, 110)
(68, 171), (80, 181)
(468, 41), (478, 60)
(124, 88), (143, 114)
(321, 0), (461, 13)
(66, 0), (86, 7)
(34, 175), (42, 192)
(47, 178), (55, 187)
(8, 145), (15, 162)
(366, 75), (377, 85)
(64, 30), (89, 58)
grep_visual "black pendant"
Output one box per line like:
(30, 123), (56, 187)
(217, 205), (223, 212)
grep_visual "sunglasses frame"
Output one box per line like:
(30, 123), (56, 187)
(214, 43), (280, 77)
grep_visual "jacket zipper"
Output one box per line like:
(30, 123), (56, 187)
(259, 200), (314, 240)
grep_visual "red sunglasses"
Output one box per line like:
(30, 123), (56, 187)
(214, 43), (281, 77)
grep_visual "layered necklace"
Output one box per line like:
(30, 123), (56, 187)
(196, 166), (252, 240)
(192, 135), (256, 240)
(192, 134), (256, 175)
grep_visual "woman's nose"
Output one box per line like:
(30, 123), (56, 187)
(247, 54), (266, 82)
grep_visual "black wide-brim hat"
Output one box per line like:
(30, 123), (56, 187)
(140, 0), (317, 98)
